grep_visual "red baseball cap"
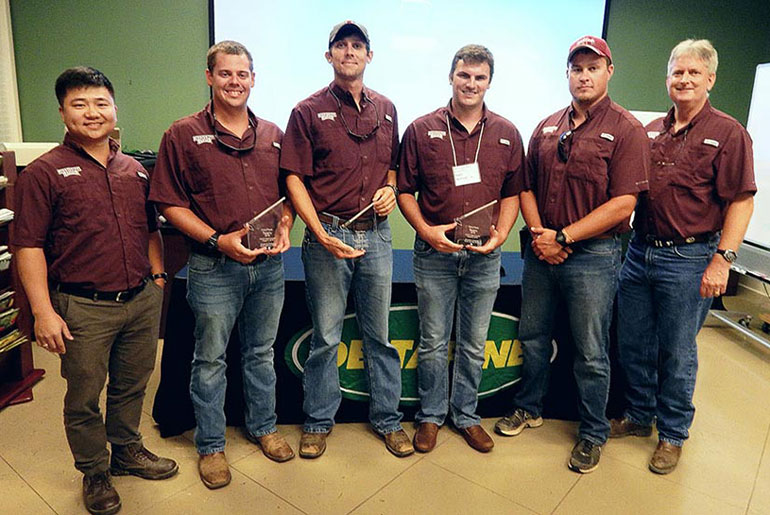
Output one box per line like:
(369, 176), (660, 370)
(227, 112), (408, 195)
(568, 35), (612, 64)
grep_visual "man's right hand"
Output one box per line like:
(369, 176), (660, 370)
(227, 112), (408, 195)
(34, 310), (72, 354)
(217, 226), (267, 263)
(320, 234), (366, 259)
(531, 226), (572, 264)
(421, 223), (464, 253)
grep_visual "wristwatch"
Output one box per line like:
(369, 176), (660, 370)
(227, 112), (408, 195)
(716, 249), (737, 263)
(555, 230), (567, 246)
(386, 184), (399, 196)
(206, 232), (221, 251)
(151, 272), (169, 283)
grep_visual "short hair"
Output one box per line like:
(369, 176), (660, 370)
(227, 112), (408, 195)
(450, 44), (495, 81)
(55, 66), (114, 106)
(668, 39), (718, 75)
(207, 40), (253, 72)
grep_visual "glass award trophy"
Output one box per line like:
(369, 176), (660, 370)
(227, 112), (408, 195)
(342, 201), (375, 250)
(453, 199), (498, 246)
(244, 197), (285, 250)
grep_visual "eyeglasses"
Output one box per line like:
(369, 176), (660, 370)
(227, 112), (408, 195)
(211, 110), (257, 153)
(328, 87), (381, 140)
(557, 129), (573, 162)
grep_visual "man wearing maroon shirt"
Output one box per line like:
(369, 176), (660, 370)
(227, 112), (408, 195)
(494, 36), (650, 474)
(150, 41), (295, 489)
(13, 67), (177, 515)
(281, 21), (412, 459)
(611, 39), (755, 474)
(398, 44), (524, 453)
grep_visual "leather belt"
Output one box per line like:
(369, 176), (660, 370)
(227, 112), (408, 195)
(53, 279), (147, 303)
(318, 212), (385, 231)
(643, 233), (714, 248)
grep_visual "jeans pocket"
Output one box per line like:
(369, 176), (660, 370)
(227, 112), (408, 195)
(376, 220), (393, 243)
(580, 239), (617, 256)
(673, 245), (713, 260)
(413, 236), (435, 257)
(188, 253), (219, 273)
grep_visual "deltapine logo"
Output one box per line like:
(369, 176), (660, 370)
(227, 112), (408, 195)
(284, 304), (558, 405)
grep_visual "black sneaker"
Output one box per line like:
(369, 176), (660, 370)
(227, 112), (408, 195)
(568, 439), (601, 474)
(83, 471), (121, 515)
(110, 443), (179, 480)
(494, 408), (544, 436)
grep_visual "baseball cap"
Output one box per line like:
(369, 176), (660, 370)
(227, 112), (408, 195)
(568, 35), (612, 64)
(329, 20), (370, 47)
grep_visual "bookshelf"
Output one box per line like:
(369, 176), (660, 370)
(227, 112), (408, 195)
(0, 150), (44, 409)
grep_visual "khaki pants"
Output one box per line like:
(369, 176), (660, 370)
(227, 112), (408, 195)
(51, 281), (163, 475)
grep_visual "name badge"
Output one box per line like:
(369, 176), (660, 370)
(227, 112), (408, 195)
(452, 162), (481, 187)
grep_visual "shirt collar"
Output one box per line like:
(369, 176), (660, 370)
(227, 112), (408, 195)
(63, 132), (119, 165)
(443, 99), (488, 133)
(205, 101), (258, 134)
(662, 99), (712, 134)
(568, 94), (611, 125)
(328, 82), (373, 108)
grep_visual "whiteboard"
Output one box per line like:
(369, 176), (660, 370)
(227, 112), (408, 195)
(745, 63), (770, 250)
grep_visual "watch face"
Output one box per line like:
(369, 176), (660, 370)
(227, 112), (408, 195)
(724, 250), (737, 262)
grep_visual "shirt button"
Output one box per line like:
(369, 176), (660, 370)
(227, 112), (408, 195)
(244, 163), (249, 168)
(361, 197), (366, 202)
(248, 186), (254, 190)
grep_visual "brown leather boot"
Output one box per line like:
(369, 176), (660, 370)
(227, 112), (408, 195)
(459, 425), (494, 453)
(649, 441), (682, 474)
(253, 431), (295, 462)
(609, 417), (653, 438)
(299, 431), (329, 459)
(110, 443), (178, 480)
(83, 471), (121, 515)
(198, 451), (231, 489)
(382, 429), (415, 457)
(413, 423), (439, 453)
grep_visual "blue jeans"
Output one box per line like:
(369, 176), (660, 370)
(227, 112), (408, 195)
(413, 237), (501, 428)
(186, 253), (285, 455)
(301, 217), (404, 434)
(617, 235), (716, 446)
(513, 238), (621, 445)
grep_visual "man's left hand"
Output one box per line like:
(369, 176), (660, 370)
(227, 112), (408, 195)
(700, 254), (731, 298)
(466, 225), (506, 254)
(372, 185), (397, 216)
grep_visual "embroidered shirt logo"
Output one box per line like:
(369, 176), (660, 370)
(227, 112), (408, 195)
(600, 132), (615, 141)
(272, 141), (281, 149)
(647, 131), (660, 139)
(384, 114), (393, 123)
(56, 166), (82, 177)
(499, 138), (511, 146)
(703, 138), (719, 148)
(137, 171), (148, 180)
(318, 112), (337, 122)
(192, 134), (216, 145)
(542, 126), (558, 135)
(428, 130), (446, 140)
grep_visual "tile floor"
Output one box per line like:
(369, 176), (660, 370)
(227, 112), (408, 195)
(1, 320), (769, 514)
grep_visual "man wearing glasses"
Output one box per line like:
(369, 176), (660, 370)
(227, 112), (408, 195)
(398, 45), (524, 453)
(493, 36), (649, 473)
(281, 21), (411, 459)
(151, 41), (295, 490)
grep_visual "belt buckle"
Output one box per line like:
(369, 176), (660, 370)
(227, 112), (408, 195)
(115, 290), (127, 302)
(685, 236), (696, 244)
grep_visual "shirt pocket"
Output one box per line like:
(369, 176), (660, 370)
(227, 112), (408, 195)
(56, 177), (103, 230)
(311, 122), (358, 173)
(113, 173), (150, 228)
(183, 146), (219, 194)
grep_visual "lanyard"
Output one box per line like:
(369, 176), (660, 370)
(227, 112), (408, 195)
(445, 114), (485, 167)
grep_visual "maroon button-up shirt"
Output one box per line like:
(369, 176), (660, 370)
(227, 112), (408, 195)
(280, 83), (399, 218)
(12, 134), (156, 291)
(525, 96), (650, 234)
(398, 102), (524, 226)
(635, 101), (756, 239)
(149, 103), (284, 234)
